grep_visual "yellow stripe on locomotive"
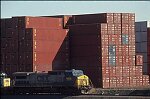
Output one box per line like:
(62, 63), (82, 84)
(0, 73), (11, 87)
(3, 78), (11, 87)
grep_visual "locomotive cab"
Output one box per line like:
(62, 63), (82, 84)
(65, 69), (91, 94)
(0, 73), (11, 87)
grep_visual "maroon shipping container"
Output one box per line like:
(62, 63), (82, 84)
(72, 13), (114, 24)
(1, 53), (6, 71)
(69, 24), (101, 36)
(1, 19), (7, 38)
(70, 35), (100, 46)
(148, 28), (150, 74)
(71, 45), (101, 57)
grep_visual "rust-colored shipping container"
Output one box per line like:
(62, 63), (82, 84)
(20, 28), (69, 72)
(12, 16), (63, 29)
(135, 55), (143, 66)
(44, 15), (73, 29)
(121, 13), (129, 24)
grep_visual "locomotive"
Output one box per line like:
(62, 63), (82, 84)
(1, 69), (93, 94)
(0, 73), (11, 87)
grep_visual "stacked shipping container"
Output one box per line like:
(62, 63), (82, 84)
(69, 13), (150, 88)
(1, 16), (70, 76)
(1, 13), (150, 88)
(148, 28), (150, 75)
(135, 21), (149, 74)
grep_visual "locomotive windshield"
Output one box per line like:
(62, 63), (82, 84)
(65, 69), (83, 77)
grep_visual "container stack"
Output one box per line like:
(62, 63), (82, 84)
(69, 13), (150, 88)
(1, 16), (70, 76)
(135, 21), (148, 74)
(1, 13), (150, 88)
(1, 19), (19, 76)
(148, 27), (150, 75)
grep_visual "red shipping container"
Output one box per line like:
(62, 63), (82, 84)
(122, 45), (129, 56)
(46, 15), (72, 29)
(128, 55), (135, 66)
(107, 23), (115, 34)
(109, 67), (116, 77)
(129, 67), (136, 76)
(135, 66), (143, 76)
(102, 67), (109, 77)
(128, 13), (135, 24)
(135, 55), (143, 66)
(129, 76), (136, 87)
(102, 45), (108, 56)
(122, 76), (130, 86)
(101, 24), (107, 31)
(121, 13), (129, 24)
(12, 16), (63, 29)
(122, 56), (129, 66)
(113, 13), (121, 23)
(102, 77), (110, 88)
(116, 77), (123, 87)
(116, 67), (123, 76)
(122, 24), (129, 34)
(122, 66), (130, 76)
(109, 77), (117, 88)
(116, 45), (122, 56)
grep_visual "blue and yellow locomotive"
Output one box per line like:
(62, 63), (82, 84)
(12, 69), (92, 94)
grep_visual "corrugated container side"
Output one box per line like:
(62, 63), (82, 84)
(113, 13), (121, 23)
(1, 19), (6, 38)
(32, 28), (69, 71)
(25, 16), (63, 29)
(135, 55), (143, 66)
(121, 13), (129, 24)
(148, 28), (150, 74)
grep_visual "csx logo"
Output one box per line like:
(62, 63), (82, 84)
(66, 77), (72, 80)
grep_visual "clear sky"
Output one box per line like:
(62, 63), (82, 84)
(1, 1), (150, 21)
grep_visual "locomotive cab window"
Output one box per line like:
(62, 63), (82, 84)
(15, 76), (27, 79)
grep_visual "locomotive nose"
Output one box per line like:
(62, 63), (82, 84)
(76, 75), (89, 87)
